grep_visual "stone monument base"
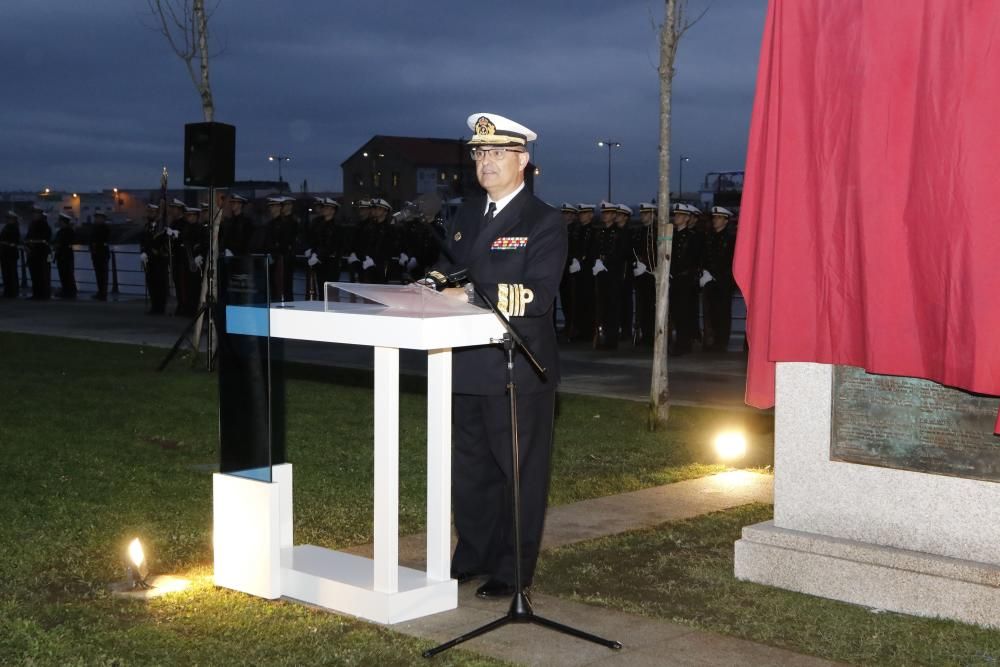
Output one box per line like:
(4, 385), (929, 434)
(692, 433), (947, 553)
(734, 362), (1000, 629)
(736, 521), (1000, 628)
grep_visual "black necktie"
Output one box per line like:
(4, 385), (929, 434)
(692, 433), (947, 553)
(484, 201), (496, 224)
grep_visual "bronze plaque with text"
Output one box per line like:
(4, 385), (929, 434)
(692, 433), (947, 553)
(830, 366), (1000, 482)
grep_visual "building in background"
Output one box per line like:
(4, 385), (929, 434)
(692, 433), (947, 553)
(341, 135), (537, 210)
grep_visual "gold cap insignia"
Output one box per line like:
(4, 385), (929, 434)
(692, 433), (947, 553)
(474, 116), (496, 137)
(454, 231), (462, 241)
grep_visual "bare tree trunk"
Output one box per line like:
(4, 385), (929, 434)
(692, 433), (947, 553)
(650, 0), (683, 429)
(195, 0), (214, 122)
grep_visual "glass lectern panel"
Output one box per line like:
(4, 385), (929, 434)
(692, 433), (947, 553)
(217, 255), (286, 481)
(323, 281), (485, 316)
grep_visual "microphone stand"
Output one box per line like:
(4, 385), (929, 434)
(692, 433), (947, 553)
(423, 260), (621, 659)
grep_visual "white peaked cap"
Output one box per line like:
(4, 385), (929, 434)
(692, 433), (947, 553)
(466, 112), (537, 146)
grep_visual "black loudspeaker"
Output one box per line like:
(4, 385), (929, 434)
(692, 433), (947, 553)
(184, 122), (235, 187)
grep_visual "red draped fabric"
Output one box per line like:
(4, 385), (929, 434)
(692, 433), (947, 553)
(733, 0), (1000, 430)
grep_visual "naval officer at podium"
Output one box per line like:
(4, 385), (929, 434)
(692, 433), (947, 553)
(431, 112), (567, 599)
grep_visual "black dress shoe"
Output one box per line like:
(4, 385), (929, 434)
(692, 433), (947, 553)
(475, 579), (521, 599)
(450, 569), (484, 584)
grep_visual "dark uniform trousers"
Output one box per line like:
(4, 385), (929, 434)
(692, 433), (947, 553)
(452, 389), (555, 586)
(436, 189), (567, 588)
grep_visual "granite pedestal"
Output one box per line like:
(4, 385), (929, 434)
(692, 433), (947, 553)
(734, 362), (1000, 628)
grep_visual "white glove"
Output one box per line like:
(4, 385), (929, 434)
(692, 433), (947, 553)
(139, 252), (148, 268)
(406, 257), (417, 271)
(633, 261), (647, 277)
(699, 270), (715, 287)
(348, 252), (359, 264)
(224, 249), (234, 257)
(362, 255), (375, 270)
(307, 254), (320, 267)
(194, 255), (204, 269)
(568, 258), (581, 274)
(304, 248), (312, 258)
(592, 258), (608, 276)
(166, 228), (177, 238)
(398, 252), (410, 267)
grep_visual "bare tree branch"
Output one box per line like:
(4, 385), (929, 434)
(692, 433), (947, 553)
(147, 0), (216, 122)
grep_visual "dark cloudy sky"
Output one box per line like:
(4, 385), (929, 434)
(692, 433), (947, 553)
(1, 0), (766, 204)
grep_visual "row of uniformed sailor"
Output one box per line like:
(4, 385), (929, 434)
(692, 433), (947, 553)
(558, 201), (737, 353)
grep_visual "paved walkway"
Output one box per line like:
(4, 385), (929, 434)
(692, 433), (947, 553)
(346, 472), (838, 666)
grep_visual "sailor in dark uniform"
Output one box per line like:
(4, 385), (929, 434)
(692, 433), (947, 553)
(631, 203), (658, 345)
(219, 194), (252, 258)
(26, 206), (52, 300)
(180, 206), (206, 313)
(701, 206), (737, 352)
(304, 197), (342, 299)
(53, 212), (77, 299)
(0, 211), (20, 298)
(571, 203), (597, 341)
(558, 203), (579, 337)
(669, 203), (704, 355)
(139, 203), (170, 314)
(590, 201), (625, 349)
(614, 204), (635, 343)
(431, 112), (567, 599)
(357, 198), (400, 284)
(166, 198), (190, 314)
(276, 196), (299, 302)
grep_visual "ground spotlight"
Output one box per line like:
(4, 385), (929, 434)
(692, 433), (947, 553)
(713, 430), (748, 463)
(126, 537), (151, 590)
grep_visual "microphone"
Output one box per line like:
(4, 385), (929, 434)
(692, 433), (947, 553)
(423, 267), (468, 290)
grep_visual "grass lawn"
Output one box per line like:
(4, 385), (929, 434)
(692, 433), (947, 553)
(0, 332), (757, 665)
(535, 504), (1000, 666)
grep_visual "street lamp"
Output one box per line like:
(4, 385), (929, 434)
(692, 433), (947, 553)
(678, 154), (691, 201)
(597, 140), (621, 201)
(267, 155), (291, 186)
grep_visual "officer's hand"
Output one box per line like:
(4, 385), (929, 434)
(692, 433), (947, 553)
(699, 270), (714, 288)
(592, 258), (607, 275)
(569, 258), (581, 274)
(304, 248), (312, 258)
(398, 252), (409, 267)
(362, 256), (375, 270)
(633, 261), (647, 277)
(347, 252), (359, 265)
(224, 249), (234, 258)
(406, 257), (417, 271)
(194, 255), (204, 268)
(139, 252), (148, 268)
(307, 254), (320, 267)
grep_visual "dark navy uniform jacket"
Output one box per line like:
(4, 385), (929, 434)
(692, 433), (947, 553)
(436, 188), (567, 396)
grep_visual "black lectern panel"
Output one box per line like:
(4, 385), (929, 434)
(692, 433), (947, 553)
(217, 255), (286, 480)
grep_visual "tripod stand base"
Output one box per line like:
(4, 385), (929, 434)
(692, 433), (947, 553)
(422, 591), (622, 659)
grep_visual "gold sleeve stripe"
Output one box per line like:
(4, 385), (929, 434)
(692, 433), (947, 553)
(497, 283), (510, 317)
(496, 283), (534, 317)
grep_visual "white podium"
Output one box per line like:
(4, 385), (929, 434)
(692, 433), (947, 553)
(214, 283), (504, 624)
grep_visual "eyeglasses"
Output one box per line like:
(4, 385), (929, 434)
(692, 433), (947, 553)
(470, 148), (526, 162)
